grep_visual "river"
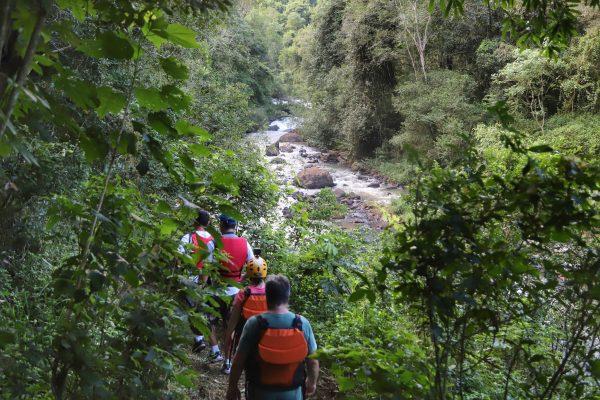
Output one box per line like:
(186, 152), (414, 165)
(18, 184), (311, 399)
(247, 116), (402, 228)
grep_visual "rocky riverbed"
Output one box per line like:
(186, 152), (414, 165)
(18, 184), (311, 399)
(247, 116), (402, 229)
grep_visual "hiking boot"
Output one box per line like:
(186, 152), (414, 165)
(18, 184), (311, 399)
(208, 351), (224, 363)
(221, 360), (232, 375)
(193, 340), (206, 353)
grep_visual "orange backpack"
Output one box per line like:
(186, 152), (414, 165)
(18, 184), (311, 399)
(247, 315), (309, 390)
(241, 287), (268, 320)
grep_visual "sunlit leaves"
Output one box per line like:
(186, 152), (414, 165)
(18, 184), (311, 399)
(143, 15), (201, 49)
(162, 24), (201, 48)
(134, 87), (168, 111)
(56, 0), (96, 21)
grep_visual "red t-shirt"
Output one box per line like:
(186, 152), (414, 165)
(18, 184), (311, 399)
(233, 284), (266, 307)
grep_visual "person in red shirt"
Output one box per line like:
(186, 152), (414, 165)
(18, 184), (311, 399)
(205, 214), (255, 363)
(222, 253), (268, 374)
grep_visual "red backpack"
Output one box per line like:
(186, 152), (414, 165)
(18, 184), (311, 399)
(190, 230), (213, 269)
(246, 315), (309, 390)
(241, 287), (267, 321)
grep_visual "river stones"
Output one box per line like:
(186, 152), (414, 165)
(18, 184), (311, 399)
(265, 144), (279, 156)
(268, 123), (280, 131)
(320, 151), (339, 163)
(278, 130), (304, 143)
(333, 188), (346, 198)
(295, 167), (334, 189)
(368, 182), (381, 188)
(279, 143), (295, 153)
(269, 157), (286, 164)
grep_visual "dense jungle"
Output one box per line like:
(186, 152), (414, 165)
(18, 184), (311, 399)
(0, 0), (599, 399)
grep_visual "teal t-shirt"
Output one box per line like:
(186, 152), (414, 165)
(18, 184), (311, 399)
(237, 312), (317, 400)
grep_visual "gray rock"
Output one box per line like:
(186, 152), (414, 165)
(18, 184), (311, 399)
(279, 143), (295, 153)
(268, 124), (280, 131)
(278, 130), (304, 143)
(333, 188), (346, 198)
(265, 144), (279, 156)
(295, 167), (334, 189)
(368, 182), (380, 188)
(270, 157), (286, 164)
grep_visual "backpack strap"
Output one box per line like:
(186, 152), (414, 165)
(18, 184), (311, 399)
(241, 287), (252, 308)
(256, 315), (269, 330)
(292, 314), (303, 331)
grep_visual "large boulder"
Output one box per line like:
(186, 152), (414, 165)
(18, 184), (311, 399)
(270, 157), (286, 164)
(296, 167), (334, 189)
(268, 123), (280, 131)
(265, 144), (279, 156)
(279, 143), (295, 153)
(278, 130), (304, 143)
(320, 151), (339, 163)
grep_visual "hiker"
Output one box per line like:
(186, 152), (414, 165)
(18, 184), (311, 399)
(178, 210), (220, 357)
(222, 252), (268, 374)
(206, 214), (255, 364)
(225, 275), (319, 400)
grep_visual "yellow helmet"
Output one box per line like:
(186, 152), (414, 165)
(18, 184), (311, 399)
(246, 257), (267, 279)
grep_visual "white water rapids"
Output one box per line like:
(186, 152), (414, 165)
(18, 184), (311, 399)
(247, 116), (402, 227)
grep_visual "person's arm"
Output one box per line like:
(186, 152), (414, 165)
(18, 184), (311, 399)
(246, 242), (254, 262)
(226, 351), (246, 400)
(224, 304), (242, 359)
(226, 317), (257, 400)
(306, 358), (320, 396)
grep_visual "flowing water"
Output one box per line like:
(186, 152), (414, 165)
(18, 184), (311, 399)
(247, 115), (402, 227)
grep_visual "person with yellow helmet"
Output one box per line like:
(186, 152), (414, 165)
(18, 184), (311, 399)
(222, 250), (268, 374)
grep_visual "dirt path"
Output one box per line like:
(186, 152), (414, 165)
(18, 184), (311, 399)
(187, 351), (338, 400)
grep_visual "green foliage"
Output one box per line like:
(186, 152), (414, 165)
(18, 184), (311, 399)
(374, 132), (599, 398)
(392, 69), (483, 165)
(291, 188), (348, 220)
(0, 0), (281, 398)
(320, 304), (431, 399)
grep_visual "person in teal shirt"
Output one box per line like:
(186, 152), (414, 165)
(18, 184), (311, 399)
(226, 275), (319, 400)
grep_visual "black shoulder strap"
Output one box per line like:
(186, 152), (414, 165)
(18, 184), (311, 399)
(256, 315), (269, 330)
(245, 287), (251, 296)
(292, 314), (303, 331)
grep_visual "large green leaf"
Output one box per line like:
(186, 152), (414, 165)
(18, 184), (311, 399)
(135, 87), (168, 111)
(77, 31), (134, 60)
(56, 0), (95, 21)
(160, 85), (191, 112)
(175, 120), (210, 141)
(148, 112), (177, 137)
(96, 87), (127, 118)
(160, 57), (189, 80)
(163, 23), (201, 48)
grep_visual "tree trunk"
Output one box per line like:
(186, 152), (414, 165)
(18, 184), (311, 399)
(0, 5), (46, 138)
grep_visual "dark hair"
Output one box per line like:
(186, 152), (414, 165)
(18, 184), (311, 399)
(266, 275), (291, 309)
(195, 210), (210, 227)
(219, 214), (237, 230)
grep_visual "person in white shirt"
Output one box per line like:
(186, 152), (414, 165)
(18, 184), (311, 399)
(178, 210), (221, 359)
